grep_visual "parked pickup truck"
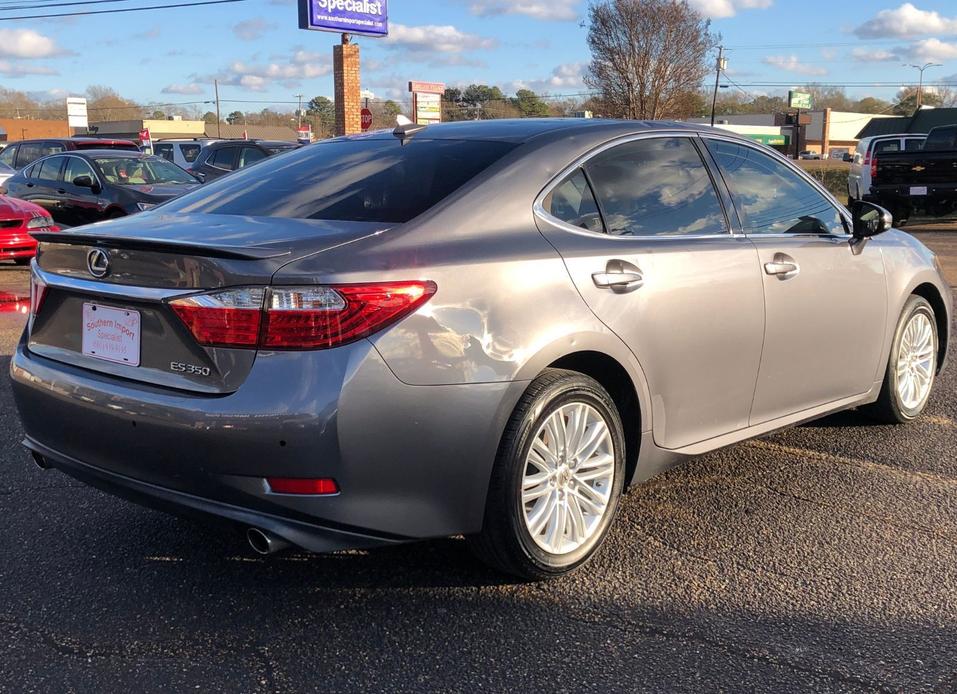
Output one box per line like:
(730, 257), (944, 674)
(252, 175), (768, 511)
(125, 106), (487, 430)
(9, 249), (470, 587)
(865, 124), (957, 225)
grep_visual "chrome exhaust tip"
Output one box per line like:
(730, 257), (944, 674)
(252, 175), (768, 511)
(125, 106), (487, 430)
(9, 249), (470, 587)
(31, 452), (49, 470)
(246, 527), (290, 555)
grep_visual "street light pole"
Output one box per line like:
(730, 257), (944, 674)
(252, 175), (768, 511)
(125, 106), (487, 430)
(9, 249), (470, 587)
(904, 62), (942, 109)
(710, 46), (726, 127)
(295, 93), (303, 129)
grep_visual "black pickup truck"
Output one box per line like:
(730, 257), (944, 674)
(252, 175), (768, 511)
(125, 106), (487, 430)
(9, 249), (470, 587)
(866, 124), (957, 225)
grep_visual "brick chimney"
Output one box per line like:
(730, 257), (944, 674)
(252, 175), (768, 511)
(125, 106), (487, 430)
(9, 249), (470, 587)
(333, 35), (361, 136)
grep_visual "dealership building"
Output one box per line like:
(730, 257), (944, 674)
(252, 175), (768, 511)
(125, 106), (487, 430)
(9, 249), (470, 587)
(691, 109), (893, 157)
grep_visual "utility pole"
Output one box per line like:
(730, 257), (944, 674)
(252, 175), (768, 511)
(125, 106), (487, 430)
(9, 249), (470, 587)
(214, 79), (222, 138)
(709, 46), (726, 127)
(295, 93), (303, 129)
(904, 63), (942, 109)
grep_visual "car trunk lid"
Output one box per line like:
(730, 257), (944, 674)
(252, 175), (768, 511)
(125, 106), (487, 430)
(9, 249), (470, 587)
(28, 213), (390, 393)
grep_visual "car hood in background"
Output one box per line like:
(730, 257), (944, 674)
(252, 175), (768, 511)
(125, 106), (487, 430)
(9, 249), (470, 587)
(0, 194), (49, 219)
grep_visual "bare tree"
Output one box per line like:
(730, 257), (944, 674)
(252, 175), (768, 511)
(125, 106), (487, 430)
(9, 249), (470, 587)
(585, 0), (718, 120)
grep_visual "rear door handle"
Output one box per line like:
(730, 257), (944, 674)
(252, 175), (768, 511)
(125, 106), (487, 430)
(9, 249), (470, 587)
(592, 271), (643, 292)
(56, 189), (66, 194)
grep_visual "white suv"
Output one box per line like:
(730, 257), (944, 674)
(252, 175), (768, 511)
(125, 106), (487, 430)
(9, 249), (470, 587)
(848, 134), (925, 201)
(153, 139), (220, 170)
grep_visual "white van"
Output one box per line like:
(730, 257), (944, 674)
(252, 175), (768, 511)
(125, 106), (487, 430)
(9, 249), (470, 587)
(848, 134), (926, 201)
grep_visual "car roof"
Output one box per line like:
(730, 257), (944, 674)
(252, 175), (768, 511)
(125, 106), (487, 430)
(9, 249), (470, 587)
(339, 117), (707, 144)
(58, 149), (158, 160)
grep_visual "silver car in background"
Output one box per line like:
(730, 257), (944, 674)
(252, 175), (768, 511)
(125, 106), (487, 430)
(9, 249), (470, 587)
(10, 119), (951, 580)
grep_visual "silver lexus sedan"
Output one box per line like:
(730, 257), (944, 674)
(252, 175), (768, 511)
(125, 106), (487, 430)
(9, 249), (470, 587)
(10, 119), (951, 580)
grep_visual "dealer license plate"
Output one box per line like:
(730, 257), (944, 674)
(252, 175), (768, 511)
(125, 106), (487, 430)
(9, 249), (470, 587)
(82, 303), (141, 366)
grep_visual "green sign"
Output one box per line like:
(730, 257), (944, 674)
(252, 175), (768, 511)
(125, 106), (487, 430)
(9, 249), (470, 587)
(747, 133), (789, 146)
(788, 90), (812, 109)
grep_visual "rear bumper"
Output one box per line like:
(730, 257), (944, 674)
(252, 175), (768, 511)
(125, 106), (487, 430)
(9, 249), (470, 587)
(0, 232), (36, 258)
(10, 333), (525, 549)
(24, 436), (399, 552)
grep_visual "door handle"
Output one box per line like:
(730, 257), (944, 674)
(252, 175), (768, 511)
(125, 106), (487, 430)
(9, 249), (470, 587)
(25, 182), (34, 188)
(592, 271), (643, 291)
(764, 255), (800, 279)
(56, 189), (66, 194)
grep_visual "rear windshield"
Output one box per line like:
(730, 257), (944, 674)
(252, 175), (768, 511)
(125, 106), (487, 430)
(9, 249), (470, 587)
(75, 141), (139, 151)
(160, 138), (518, 223)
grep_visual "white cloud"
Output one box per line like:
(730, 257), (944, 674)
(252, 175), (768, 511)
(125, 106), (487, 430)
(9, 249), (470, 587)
(854, 3), (957, 39)
(233, 18), (275, 41)
(688, 0), (772, 19)
(0, 61), (57, 77)
(467, 0), (578, 21)
(851, 47), (899, 62)
(161, 83), (205, 95)
(763, 55), (827, 76)
(384, 23), (495, 54)
(508, 63), (586, 94)
(197, 50), (333, 92)
(0, 28), (62, 59)
(905, 37), (957, 61)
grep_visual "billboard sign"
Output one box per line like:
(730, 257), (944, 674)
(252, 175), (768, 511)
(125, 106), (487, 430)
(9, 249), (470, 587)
(788, 90), (812, 110)
(66, 97), (88, 129)
(409, 81), (445, 126)
(298, 0), (388, 37)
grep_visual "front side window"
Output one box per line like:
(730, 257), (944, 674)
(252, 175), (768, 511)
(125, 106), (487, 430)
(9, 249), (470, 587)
(542, 168), (603, 233)
(94, 156), (197, 185)
(161, 138), (518, 223)
(705, 139), (846, 236)
(583, 137), (727, 237)
(181, 144), (201, 163)
(64, 157), (96, 184)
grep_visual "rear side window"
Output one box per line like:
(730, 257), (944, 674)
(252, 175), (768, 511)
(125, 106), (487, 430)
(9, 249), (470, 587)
(36, 156), (63, 181)
(0, 145), (16, 167)
(583, 137), (727, 237)
(238, 146), (266, 168)
(162, 138), (518, 223)
(874, 140), (902, 154)
(181, 144), (201, 163)
(209, 147), (236, 170)
(543, 169), (604, 233)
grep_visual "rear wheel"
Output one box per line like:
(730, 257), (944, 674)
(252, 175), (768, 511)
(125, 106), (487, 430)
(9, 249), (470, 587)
(468, 369), (626, 580)
(863, 295), (937, 423)
(13, 257), (30, 266)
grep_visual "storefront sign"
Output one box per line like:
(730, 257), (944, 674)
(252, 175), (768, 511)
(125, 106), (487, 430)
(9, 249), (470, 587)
(298, 0), (389, 37)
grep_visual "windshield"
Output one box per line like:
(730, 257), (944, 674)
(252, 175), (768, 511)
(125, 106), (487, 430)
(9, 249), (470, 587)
(94, 156), (197, 185)
(159, 138), (519, 223)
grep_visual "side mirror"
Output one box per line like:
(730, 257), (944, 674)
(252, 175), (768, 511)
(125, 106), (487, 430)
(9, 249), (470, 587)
(842, 153), (853, 162)
(851, 200), (892, 239)
(73, 175), (93, 188)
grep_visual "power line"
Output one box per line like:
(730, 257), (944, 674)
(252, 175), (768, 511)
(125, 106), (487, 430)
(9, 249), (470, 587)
(0, 0), (246, 20)
(0, 0), (147, 11)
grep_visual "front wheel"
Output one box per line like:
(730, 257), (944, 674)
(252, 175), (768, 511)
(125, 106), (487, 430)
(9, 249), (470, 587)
(863, 295), (938, 423)
(467, 369), (626, 580)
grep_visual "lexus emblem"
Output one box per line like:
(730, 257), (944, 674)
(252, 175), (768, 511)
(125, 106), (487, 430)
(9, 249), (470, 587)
(86, 248), (110, 278)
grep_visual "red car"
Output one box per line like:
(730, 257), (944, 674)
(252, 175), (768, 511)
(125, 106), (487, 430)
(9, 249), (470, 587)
(0, 195), (58, 265)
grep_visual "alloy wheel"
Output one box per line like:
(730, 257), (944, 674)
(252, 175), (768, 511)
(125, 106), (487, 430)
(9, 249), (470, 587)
(896, 311), (935, 411)
(521, 402), (616, 555)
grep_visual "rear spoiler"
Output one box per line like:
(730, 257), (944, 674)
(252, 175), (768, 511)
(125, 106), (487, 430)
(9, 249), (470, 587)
(31, 232), (290, 261)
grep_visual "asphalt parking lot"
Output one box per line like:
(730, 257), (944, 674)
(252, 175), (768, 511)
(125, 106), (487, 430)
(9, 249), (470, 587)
(1, 230), (956, 693)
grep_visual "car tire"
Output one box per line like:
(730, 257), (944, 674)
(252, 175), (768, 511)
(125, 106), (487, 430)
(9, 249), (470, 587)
(13, 257), (30, 266)
(107, 209), (126, 219)
(863, 295), (938, 424)
(467, 368), (626, 580)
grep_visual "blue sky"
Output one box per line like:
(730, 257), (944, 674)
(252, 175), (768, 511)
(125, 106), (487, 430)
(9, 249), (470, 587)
(4, 0), (957, 112)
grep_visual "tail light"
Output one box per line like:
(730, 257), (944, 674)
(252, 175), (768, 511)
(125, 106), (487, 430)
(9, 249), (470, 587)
(266, 477), (339, 495)
(871, 155), (878, 180)
(169, 281), (435, 350)
(29, 273), (47, 318)
(862, 151), (871, 167)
